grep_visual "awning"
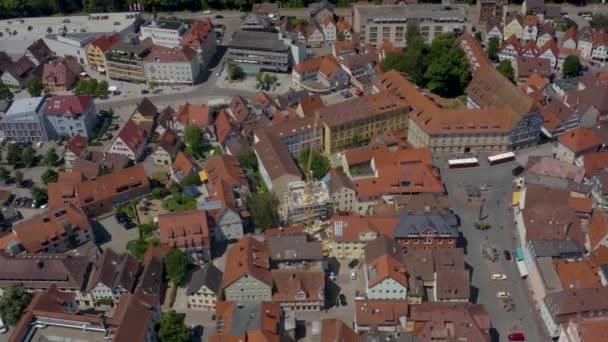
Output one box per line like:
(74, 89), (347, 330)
(512, 191), (521, 206)
(516, 247), (524, 261)
(199, 170), (208, 182)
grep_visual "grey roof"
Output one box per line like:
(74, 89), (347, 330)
(186, 264), (223, 295)
(268, 235), (323, 261)
(527, 239), (583, 258)
(275, 89), (309, 109)
(241, 13), (272, 31)
(536, 257), (563, 293)
(326, 169), (355, 194)
(523, 173), (592, 195)
(354, 3), (468, 21)
(393, 213), (459, 238)
(552, 77), (583, 93)
(229, 31), (290, 53)
(433, 248), (465, 270)
(109, 41), (150, 56)
(230, 302), (264, 336)
(142, 20), (184, 30)
(5, 97), (45, 116)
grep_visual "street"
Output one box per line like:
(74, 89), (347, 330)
(440, 158), (548, 342)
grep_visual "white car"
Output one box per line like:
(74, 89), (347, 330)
(491, 273), (507, 280)
(350, 270), (357, 280)
(203, 10), (211, 14)
(0, 318), (6, 333)
(496, 291), (511, 299)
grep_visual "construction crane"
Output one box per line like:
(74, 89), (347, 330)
(304, 114), (319, 235)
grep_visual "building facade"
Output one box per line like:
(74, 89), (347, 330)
(140, 20), (188, 48)
(42, 95), (98, 139)
(143, 45), (200, 85)
(105, 42), (150, 83)
(227, 30), (293, 74)
(0, 97), (49, 143)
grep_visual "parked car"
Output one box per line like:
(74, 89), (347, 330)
(348, 259), (359, 269)
(491, 273), (507, 280)
(0, 318), (7, 333)
(504, 250), (512, 261)
(350, 270), (357, 280)
(215, 14), (224, 19)
(339, 294), (347, 306)
(508, 332), (525, 341)
(496, 291), (511, 299)
(141, 89), (149, 95)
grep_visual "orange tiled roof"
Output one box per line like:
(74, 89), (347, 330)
(558, 127), (603, 153)
(555, 260), (601, 290)
(588, 212), (608, 251)
(221, 236), (272, 290)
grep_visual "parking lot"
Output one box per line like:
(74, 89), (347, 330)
(95, 215), (139, 254)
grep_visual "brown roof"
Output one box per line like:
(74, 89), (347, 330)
(500, 34), (521, 54)
(87, 248), (141, 292)
(203, 155), (248, 189)
(48, 164), (150, 211)
(555, 260), (601, 290)
(180, 19), (214, 49)
(520, 39), (539, 56)
(112, 291), (158, 342)
(515, 56), (551, 79)
(410, 303), (491, 342)
(158, 210), (211, 249)
(327, 168), (355, 195)
(65, 135), (87, 157)
(545, 287), (608, 320)
(410, 107), (514, 135)
(403, 249), (435, 283)
(539, 39), (559, 57)
(171, 151), (197, 177)
(210, 301), (281, 342)
(524, 156), (585, 183)
(134, 97), (158, 120)
(567, 318), (608, 342)
(26, 39), (53, 63)
(271, 269), (325, 302)
(253, 131), (302, 181)
(156, 129), (180, 156)
(252, 2), (279, 14)
(582, 151), (608, 175)
(435, 269), (470, 301)
(176, 102), (211, 127)
(215, 109), (239, 144)
(116, 120), (147, 153)
(563, 26), (578, 44)
(42, 59), (77, 89)
(366, 253), (408, 288)
(298, 94), (325, 117)
(9, 203), (91, 253)
(90, 34), (120, 52)
(523, 14), (539, 26)
(144, 44), (197, 62)
(331, 215), (397, 242)
(354, 300), (408, 326)
(558, 127), (603, 153)
(457, 32), (491, 71)
(228, 95), (251, 124)
(221, 236), (272, 290)
(320, 319), (358, 342)
(319, 92), (410, 128)
(293, 55), (341, 79)
(594, 29), (608, 47)
(588, 212), (608, 251)
(72, 158), (102, 180)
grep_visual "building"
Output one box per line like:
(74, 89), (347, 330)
(320, 92), (411, 153)
(158, 210), (211, 263)
(259, 116), (323, 158)
(41, 58), (80, 92)
(0, 56), (35, 88)
(563, 26), (578, 50)
(409, 303), (491, 341)
(221, 236), (272, 302)
(272, 270), (325, 311)
(171, 151), (199, 183)
(143, 44), (200, 85)
(152, 129), (181, 165)
(108, 120), (148, 161)
(392, 213), (459, 250)
(41, 95), (98, 139)
(43, 32), (96, 65)
(555, 127), (603, 164)
(140, 20), (188, 48)
(186, 264), (223, 310)
(537, 23), (556, 47)
(476, 0), (505, 23)
(0, 97), (49, 143)
(1, 203), (92, 254)
(591, 30), (608, 62)
(10, 286), (159, 342)
(253, 2), (279, 17)
(559, 317), (608, 342)
(137, 249), (164, 296)
(320, 319), (358, 341)
(241, 12), (273, 31)
(504, 12), (524, 40)
(281, 180), (332, 226)
(325, 168), (358, 213)
(180, 19), (217, 70)
(86, 248), (141, 305)
(292, 55), (349, 93)
(352, 4), (471, 48)
(513, 56), (551, 81)
(254, 131), (302, 198)
(268, 234), (324, 268)
(25, 39), (54, 66)
(330, 215), (395, 259)
(105, 41), (150, 83)
(522, 15), (539, 42)
(47, 165), (150, 217)
(487, 19), (504, 42)
(578, 26), (594, 59)
(354, 299), (408, 333)
(228, 30), (293, 74)
(522, 0), (546, 14)
(64, 135), (88, 169)
(210, 301), (283, 341)
(364, 236), (408, 300)
(86, 34), (120, 71)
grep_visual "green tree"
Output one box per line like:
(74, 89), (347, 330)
(158, 312), (190, 342)
(226, 59), (244, 81)
(0, 81), (13, 100)
(181, 172), (201, 187)
(138, 222), (156, 238)
(475, 221), (491, 230)
(0, 167), (10, 181)
(85, 79), (98, 95)
(41, 168), (58, 184)
(256, 73), (263, 83)
(591, 14), (608, 30)
(45, 147), (59, 166)
(380, 51), (406, 73)
(497, 60), (515, 83)
(474, 31), (482, 42)
(164, 248), (187, 285)
(337, 31), (346, 41)
(424, 34), (471, 98)
(14, 170), (23, 186)
(31, 186), (48, 203)
(239, 151), (258, 169)
(0, 285), (33, 326)
(22, 146), (37, 167)
(486, 37), (500, 62)
(246, 192), (279, 230)
(25, 75), (43, 96)
(562, 55), (583, 78)
(126, 239), (149, 262)
(95, 80), (109, 97)
(6, 143), (22, 164)
(74, 79), (88, 95)
(299, 148), (331, 179)
(184, 125), (208, 153)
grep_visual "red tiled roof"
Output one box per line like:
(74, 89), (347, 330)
(203, 155), (248, 189)
(43, 95), (92, 116)
(176, 102), (211, 127)
(117, 120), (147, 153)
(555, 260), (601, 290)
(354, 300), (408, 326)
(215, 109), (238, 144)
(180, 19), (214, 49)
(90, 34), (120, 52)
(558, 127), (603, 154)
(143, 44), (197, 62)
(171, 151), (197, 176)
(588, 212), (608, 251)
(158, 210), (211, 249)
(221, 236), (272, 290)
(65, 135), (87, 156)
(271, 270), (325, 303)
(582, 151), (608, 175)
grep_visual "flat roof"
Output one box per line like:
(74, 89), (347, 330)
(142, 20), (185, 30)
(355, 4), (468, 20)
(229, 30), (289, 52)
(109, 41), (149, 55)
(30, 323), (109, 341)
(5, 97), (45, 116)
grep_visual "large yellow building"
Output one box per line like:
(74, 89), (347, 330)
(86, 34), (120, 71)
(320, 92), (410, 153)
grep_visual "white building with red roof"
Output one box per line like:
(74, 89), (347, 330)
(143, 44), (200, 85)
(107, 119), (148, 161)
(41, 95), (98, 139)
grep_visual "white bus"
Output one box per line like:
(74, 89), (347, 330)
(487, 152), (516, 165)
(448, 158), (479, 169)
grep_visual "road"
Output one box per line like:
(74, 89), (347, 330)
(440, 159), (548, 342)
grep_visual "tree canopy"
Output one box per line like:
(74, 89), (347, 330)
(0, 82), (13, 100)
(31, 186), (48, 203)
(497, 60), (515, 83)
(41, 168), (58, 185)
(164, 248), (188, 285)
(591, 14), (608, 30)
(247, 192), (279, 231)
(0, 285), (33, 326)
(21, 146), (37, 167)
(486, 37), (500, 62)
(45, 147), (59, 166)
(184, 125), (209, 155)
(562, 55), (583, 78)
(381, 29), (471, 98)
(25, 75), (43, 97)
(158, 312), (190, 342)
(299, 148), (331, 179)
(6, 144), (22, 165)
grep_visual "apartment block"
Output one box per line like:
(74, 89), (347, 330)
(140, 20), (188, 48)
(105, 41), (150, 83)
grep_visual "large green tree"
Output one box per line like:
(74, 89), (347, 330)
(31, 186), (48, 203)
(45, 147), (59, 166)
(247, 192), (279, 230)
(562, 55), (583, 78)
(6, 143), (22, 164)
(184, 125), (209, 155)
(0, 285), (33, 326)
(21, 146), (37, 167)
(592, 14), (608, 30)
(0, 82), (13, 100)
(487, 37), (500, 62)
(158, 312), (190, 342)
(25, 75), (43, 97)
(41, 168), (58, 184)
(497, 60), (515, 83)
(164, 248), (187, 285)
(299, 148), (331, 179)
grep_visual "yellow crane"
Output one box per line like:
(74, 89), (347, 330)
(304, 114), (319, 235)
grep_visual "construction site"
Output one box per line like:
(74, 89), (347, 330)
(280, 180), (332, 226)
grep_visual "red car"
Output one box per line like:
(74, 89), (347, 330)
(508, 332), (525, 341)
